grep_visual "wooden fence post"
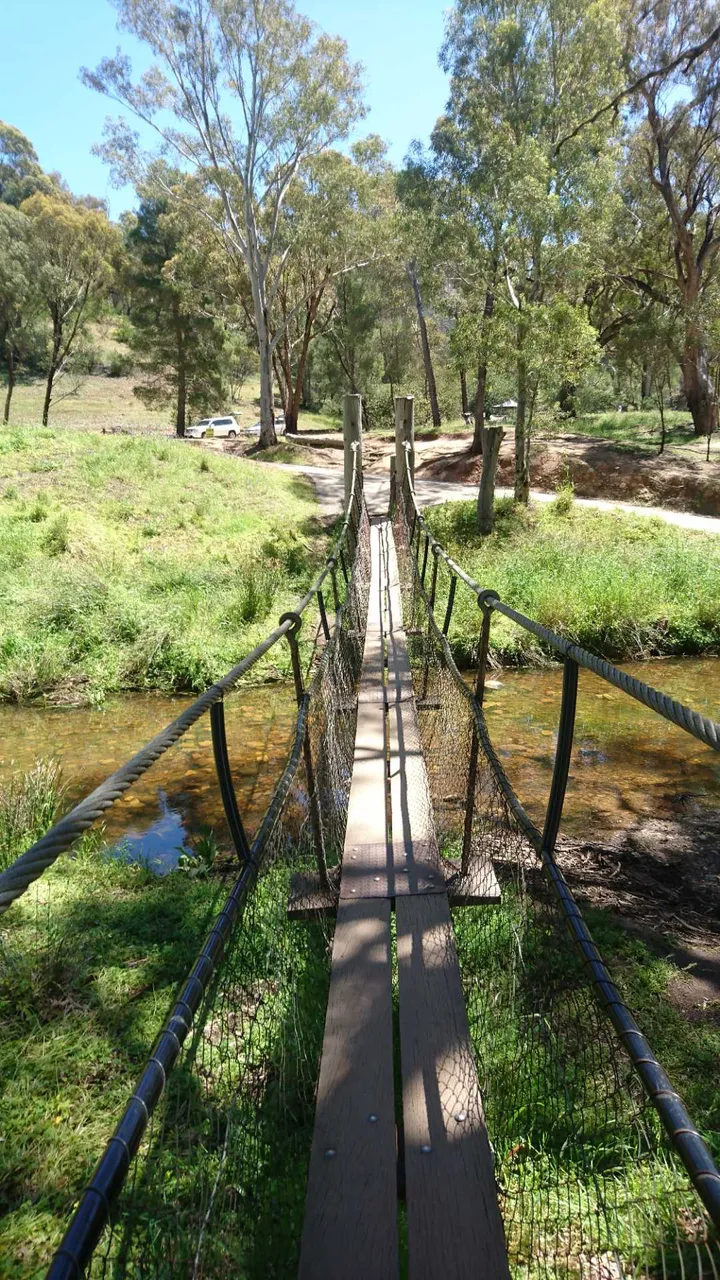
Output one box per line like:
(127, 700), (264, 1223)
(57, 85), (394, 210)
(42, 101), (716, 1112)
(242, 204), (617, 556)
(343, 394), (362, 510)
(394, 395), (415, 494)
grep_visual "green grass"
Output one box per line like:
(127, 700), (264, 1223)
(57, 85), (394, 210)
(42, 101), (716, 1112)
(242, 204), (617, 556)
(0, 427), (327, 705)
(0, 760), (330, 1277)
(540, 409), (717, 457)
(454, 889), (720, 1276)
(296, 408), (342, 433)
(427, 497), (720, 666)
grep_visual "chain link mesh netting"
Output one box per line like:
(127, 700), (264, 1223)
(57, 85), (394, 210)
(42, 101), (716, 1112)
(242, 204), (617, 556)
(47, 503), (372, 1278)
(392, 494), (720, 1280)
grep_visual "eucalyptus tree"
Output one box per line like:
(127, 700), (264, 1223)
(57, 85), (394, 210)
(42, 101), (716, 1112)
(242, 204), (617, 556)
(396, 152), (449, 428)
(0, 122), (54, 207)
(440, 0), (622, 502)
(270, 139), (388, 434)
(84, 0), (364, 448)
(0, 204), (37, 422)
(619, 0), (720, 436)
(124, 182), (239, 433)
(22, 193), (119, 425)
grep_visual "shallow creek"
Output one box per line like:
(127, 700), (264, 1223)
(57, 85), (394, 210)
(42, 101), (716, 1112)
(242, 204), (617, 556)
(0, 657), (718, 869)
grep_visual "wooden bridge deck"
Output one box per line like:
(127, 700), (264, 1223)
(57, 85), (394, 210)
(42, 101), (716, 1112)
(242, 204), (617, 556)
(297, 517), (508, 1280)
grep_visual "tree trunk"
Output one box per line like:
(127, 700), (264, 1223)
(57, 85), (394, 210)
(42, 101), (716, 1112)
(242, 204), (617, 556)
(42, 364), (56, 427)
(407, 261), (441, 428)
(258, 335), (277, 449)
(683, 322), (718, 437)
(173, 300), (186, 436)
(514, 319), (530, 505)
(641, 363), (651, 404)
(460, 368), (469, 416)
(470, 284), (496, 456)
(42, 317), (62, 427)
(3, 349), (15, 424)
(470, 363), (486, 457)
(477, 427), (504, 535)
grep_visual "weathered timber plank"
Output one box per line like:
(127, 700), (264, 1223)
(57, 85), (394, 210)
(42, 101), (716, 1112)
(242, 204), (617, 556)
(445, 858), (501, 906)
(287, 868), (340, 921)
(383, 526), (415, 705)
(298, 899), (398, 1280)
(338, 700), (391, 898)
(396, 894), (510, 1280)
(387, 696), (444, 895)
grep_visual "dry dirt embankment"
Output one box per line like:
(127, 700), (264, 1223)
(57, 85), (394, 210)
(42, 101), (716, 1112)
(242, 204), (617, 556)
(415, 432), (720, 517)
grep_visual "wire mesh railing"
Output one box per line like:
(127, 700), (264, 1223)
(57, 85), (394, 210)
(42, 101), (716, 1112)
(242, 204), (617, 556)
(1, 443), (371, 1278)
(393, 452), (720, 1279)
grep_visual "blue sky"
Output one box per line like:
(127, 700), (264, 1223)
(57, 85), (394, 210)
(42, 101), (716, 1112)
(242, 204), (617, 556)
(0, 0), (451, 218)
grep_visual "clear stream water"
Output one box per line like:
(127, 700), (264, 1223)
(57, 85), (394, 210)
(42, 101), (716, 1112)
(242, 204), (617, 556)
(1, 657), (718, 870)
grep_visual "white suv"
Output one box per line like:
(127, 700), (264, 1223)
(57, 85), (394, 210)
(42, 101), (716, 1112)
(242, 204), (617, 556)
(186, 415), (239, 439)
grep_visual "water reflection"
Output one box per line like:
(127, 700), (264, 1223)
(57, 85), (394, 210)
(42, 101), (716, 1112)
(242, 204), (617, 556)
(0, 687), (297, 871)
(482, 656), (720, 836)
(1, 658), (718, 870)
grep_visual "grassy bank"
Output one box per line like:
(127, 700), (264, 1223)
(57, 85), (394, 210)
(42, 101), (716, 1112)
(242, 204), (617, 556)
(0, 759), (329, 1276)
(0, 427), (327, 705)
(427, 497), (720, 666)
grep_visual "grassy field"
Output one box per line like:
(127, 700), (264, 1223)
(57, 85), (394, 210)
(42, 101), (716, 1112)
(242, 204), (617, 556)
(0, 426), (327, 705)
(4, 372), (343, 437)
(427, 496), (720, 666)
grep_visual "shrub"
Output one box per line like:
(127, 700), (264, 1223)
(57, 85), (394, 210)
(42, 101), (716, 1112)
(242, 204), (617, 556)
(43, 513), (70, 555)
(0, 759), (65, 870)
(108, 352), (135, 378)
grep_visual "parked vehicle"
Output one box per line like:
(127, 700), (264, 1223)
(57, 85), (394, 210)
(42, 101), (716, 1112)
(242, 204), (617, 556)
(246, 412), (286, 436)
(186, 415), (239, 439)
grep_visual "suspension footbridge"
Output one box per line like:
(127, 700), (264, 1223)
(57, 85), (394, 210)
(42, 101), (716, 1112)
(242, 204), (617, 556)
(1, 394), (719, 1279)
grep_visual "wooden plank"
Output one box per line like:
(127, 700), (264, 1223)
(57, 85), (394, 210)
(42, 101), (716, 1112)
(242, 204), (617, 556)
(383, 526), (415, 706)
(339, 700), (391, 898)
(387, 695), (444, 895)
(396, 894), (510, 1280)
(287, 868), (339, 921)
(444, 858), (502, 907)
(298, 899), (399, 1280)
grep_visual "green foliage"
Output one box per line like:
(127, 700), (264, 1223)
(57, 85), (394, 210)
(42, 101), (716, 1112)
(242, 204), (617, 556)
(0, 759), (64, 871)
(428, 499), (720, 665)
(0, 428), (324, 704)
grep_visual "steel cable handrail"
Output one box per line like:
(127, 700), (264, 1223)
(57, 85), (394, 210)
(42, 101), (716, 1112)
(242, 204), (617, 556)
(400, 442), (720, 754)
(0, 445), (362, 915)
(394, 460), (720, 1234)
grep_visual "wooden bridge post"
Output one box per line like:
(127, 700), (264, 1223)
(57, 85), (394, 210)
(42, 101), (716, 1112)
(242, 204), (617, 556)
(343, 394), (362, 510)
(394, 395), (415, 495)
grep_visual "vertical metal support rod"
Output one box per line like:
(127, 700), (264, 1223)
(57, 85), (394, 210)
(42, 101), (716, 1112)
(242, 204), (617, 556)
(542, 658), (579, 855)
(461, 607), (493, 875)
(410, 509), (417, 548)
(210, 697), (252, 866)
(339, 548), (349, 585)
(282, 617), (330, 893)
(317, 590), (330, 642)
(330, 563), (340, 615)
(443, 575), (457, 636)
(420, 533), (430, 586)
